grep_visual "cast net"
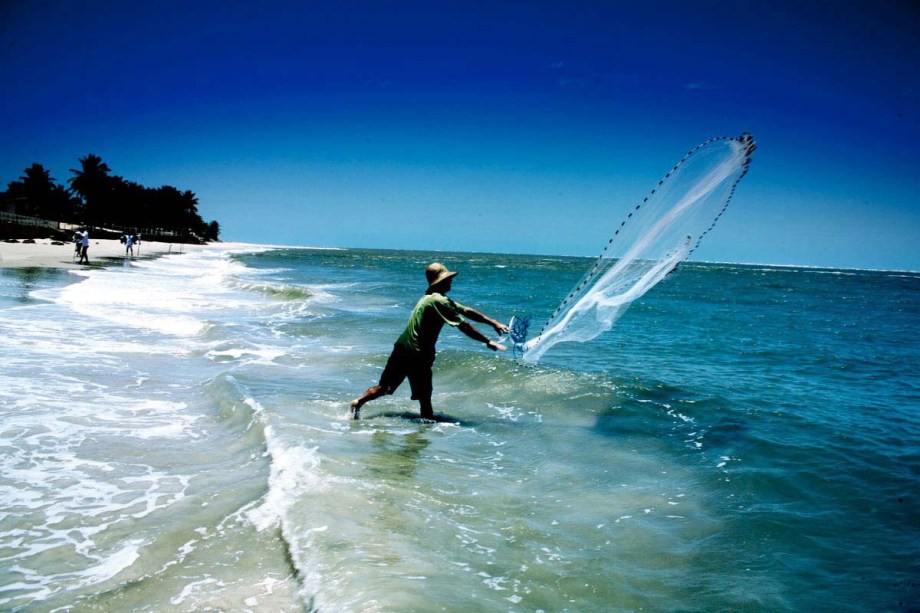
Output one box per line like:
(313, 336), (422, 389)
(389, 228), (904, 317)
(521, 133), (756, 363)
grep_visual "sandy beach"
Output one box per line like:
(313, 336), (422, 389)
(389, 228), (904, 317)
(0, 238), (217, 269)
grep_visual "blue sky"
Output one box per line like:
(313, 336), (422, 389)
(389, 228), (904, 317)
(1, 1), (918, 270)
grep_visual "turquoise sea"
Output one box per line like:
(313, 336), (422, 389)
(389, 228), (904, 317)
(0, 246), (917, 612)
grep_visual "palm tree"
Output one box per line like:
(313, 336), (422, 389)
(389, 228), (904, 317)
(204, 220), (220, 241)
(16, 163), (54, 216)
(179, 190), (200, 227)
(3, 163), (78, 219)
(68, 154), (112, 225)
(21, 163), (53, 187)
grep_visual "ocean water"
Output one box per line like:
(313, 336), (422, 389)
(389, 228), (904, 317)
(0, 246), (917, 612)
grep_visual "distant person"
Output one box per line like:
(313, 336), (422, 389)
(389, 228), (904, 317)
(125, 233), (134, 256)
(350, 262), (509, 420)
(78, 229), (90, 264)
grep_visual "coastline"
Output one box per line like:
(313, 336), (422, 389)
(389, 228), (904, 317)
(0, 238), (227, 269)
(0, 247), (915, 611)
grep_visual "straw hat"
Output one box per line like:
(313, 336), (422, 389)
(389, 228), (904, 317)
(426, 262), (458, 291)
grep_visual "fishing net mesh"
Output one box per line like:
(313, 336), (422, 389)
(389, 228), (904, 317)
(522, 133), (756, 363)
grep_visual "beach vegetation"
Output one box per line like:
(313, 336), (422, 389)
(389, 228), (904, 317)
(1, 163), (81, 222)
(67, 154), (113, 225)
(2, 155), (220, 242)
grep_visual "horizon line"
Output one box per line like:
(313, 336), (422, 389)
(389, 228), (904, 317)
(217, 240), (920, 275)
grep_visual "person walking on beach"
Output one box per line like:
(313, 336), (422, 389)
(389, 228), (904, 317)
(78, 229), (90, 264)
(350, 262), (509, 420)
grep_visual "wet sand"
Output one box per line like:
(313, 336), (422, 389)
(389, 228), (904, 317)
(0, 238), (216, 269)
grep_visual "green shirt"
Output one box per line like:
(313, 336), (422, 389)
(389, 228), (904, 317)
(395, 293), (466, 357)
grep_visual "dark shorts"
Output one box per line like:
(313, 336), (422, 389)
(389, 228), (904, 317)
(378, 345), (434, 401)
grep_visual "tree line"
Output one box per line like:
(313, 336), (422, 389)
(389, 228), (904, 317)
(1, 154), (219, 241)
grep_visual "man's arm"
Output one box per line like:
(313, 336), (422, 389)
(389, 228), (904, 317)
(458, 321), (507, 352)
(460, 306), (509, 336)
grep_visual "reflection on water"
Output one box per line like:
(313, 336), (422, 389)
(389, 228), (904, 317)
(366, 429), (431, 479)
(1, 266), (70, 304)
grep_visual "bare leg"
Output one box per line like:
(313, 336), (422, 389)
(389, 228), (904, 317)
(350, 385), (386, 419)
(418, 397), (434, 420)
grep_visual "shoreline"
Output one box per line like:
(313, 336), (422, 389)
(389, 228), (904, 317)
(0, 238), (240, 270)
(5, 239), (913, 275)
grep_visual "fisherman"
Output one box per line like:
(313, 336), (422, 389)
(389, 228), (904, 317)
(77, 228), (90, 264)
(350, 262), (509, 420)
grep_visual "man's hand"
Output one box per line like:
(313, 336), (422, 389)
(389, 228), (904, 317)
(486, 340), (507, 352)
(492, 321), (509, 335)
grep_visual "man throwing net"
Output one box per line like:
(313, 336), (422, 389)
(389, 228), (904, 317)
(350, 262), (508, 420)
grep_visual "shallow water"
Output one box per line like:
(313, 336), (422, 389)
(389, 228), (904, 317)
(0, 248), (917, 612)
